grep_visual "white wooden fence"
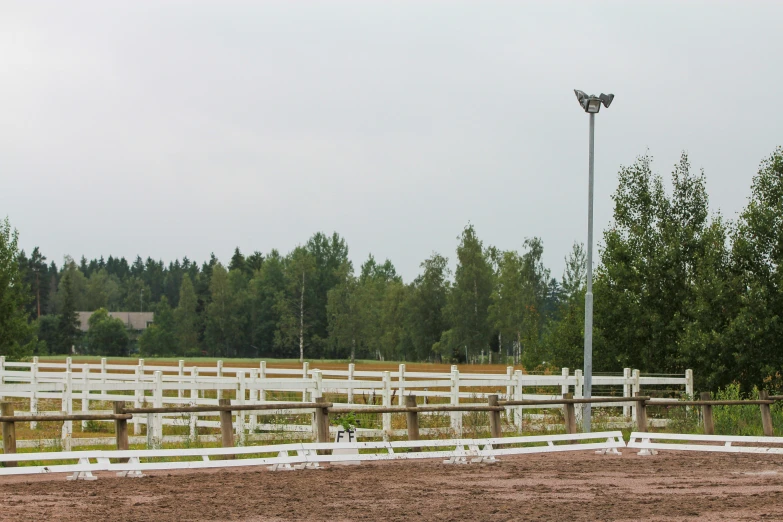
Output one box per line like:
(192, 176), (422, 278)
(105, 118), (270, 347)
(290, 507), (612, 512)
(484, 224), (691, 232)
(628, 432), (783, 455)
(0, 356), (692, 449)
(0, 431), (627, 479)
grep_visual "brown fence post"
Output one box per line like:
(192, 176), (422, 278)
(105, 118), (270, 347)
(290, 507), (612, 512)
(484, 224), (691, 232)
(634, 392), (648, 432)
(406, 395), (420, 441)
(760, 390), (774, 437)
(114, 401), (129, 457)
(315, 397), (330, 444)
(1, 402), (16, 467)
(700, 392), (714, 435)
(563, 393), (577, 435)
(488, 395), (502, 439)
(219, 398), (234, 459)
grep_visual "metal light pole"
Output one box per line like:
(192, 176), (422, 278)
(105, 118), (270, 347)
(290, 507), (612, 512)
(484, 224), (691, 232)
(574, 90), (614, 433)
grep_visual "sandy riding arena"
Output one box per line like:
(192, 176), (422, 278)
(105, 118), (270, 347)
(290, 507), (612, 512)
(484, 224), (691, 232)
(2, 451), (783, 521)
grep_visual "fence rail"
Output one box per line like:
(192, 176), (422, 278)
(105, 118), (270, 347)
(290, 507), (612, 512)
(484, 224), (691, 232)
(0, 356), (694, 450)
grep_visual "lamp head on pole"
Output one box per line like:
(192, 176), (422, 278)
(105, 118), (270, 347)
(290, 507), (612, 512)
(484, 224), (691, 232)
(574, 90), (614, 113)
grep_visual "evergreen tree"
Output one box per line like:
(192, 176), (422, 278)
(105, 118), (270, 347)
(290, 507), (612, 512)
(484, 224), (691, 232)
(439, 225), (494, 362)
(174, 275), (200, 356)
(0, 218), (37, 358)
(56, 270), (81, 354)
(407, 253), (450, 361)
(139, 297), (177, 357)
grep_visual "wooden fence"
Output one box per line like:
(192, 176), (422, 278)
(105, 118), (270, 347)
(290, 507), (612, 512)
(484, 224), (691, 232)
(0, 356), (693, 446)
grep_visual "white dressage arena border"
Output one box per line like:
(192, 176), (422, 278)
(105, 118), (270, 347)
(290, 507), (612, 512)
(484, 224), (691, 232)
(628, 432), (783, 455)
(0, 431), (626, 480)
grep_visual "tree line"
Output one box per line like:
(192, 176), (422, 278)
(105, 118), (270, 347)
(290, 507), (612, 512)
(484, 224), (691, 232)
(1, 147), (781, 392)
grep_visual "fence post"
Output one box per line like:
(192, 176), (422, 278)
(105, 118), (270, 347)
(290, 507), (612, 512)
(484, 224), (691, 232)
(514, 369), (524, 432)
(488, 395), (502, 438)
(311, 370), (323, 435)
(563, 393), (577, 434)
(237, 371), (246, 444)
(302, 362), (310, 402)
(30, 358), (38, 430)
(258, 361), (267, 403)
(383, 371), (393, 438)
(450, 367), (462, 435)
(178, 360), (185, 400)
(347, 363), (355, 404)
(406, 395), (420, 441)
(560, 367), (569, 397)
(623, 368), (632, 418)
(315, 396), (330, 444)
(248, 369), (258, 434)
(505, 366), (513, 401)
(189, 367), (198, 439)
(66, 356), (72, 374)
(760, 390), (774, 437)
(62, 371), (73, 451)
(100, 357), (107, 384)
(631, 369), (641, 421)
(133, 361), (143, 435)
(398, 364), (406, 406)
(114, 401), (129, 452)
(700, 392), (714, 435)
(219, 398), (234, 459)
(574, 369), (583, 425)
(81, 364), (90, 430)
(216, 360), (224, 400)
(0, 356), (5, 401)
(1, 402), (16, 467)
(153, 371), (163, 442)
(634, 392), (648, 432)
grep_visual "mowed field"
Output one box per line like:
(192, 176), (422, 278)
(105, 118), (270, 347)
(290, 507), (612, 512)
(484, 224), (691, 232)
(1, 451), (782, 521)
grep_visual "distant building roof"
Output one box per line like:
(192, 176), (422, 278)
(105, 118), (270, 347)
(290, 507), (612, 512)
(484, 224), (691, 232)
(77, 311), (154, 332)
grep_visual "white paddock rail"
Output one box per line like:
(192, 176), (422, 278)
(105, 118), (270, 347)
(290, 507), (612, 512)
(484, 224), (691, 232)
(0, 356), (691, 445)
(628, 432), (783, 455)
(0, 431), (626, 479)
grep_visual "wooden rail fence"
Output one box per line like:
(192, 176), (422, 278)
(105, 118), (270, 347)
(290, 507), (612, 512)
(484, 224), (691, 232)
(1, 393), (780, 459)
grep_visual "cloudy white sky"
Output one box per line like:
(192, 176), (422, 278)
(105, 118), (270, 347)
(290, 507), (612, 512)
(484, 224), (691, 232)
(2, 1), (781, 281)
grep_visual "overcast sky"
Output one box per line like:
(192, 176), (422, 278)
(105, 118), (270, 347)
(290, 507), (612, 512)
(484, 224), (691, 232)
(2, 1), (781, 281)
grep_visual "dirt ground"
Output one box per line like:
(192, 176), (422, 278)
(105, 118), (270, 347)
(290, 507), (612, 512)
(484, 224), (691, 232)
(2, 450), (783, 521)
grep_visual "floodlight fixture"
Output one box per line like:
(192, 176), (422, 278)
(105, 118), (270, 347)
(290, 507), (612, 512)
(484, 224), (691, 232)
(572, 88), (615, 433)
(574, 89), (614, 113)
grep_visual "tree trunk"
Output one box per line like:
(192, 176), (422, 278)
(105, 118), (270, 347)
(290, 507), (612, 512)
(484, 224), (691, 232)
(299, 271), (305, 363)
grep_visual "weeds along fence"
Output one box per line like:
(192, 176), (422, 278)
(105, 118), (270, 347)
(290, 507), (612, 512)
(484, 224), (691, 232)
(0, 356), (692, 449)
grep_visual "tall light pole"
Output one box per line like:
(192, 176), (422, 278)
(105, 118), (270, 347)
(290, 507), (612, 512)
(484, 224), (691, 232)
(574, 89), (614, 433)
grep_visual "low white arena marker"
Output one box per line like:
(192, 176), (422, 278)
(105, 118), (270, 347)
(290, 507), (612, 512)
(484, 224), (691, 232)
(116, 457), (146, 478)
(66, 458), (97, 481)
(332, 428), (360, 466)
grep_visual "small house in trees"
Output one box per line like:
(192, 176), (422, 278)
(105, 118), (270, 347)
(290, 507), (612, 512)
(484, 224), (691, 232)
(77, 311), (154, 332)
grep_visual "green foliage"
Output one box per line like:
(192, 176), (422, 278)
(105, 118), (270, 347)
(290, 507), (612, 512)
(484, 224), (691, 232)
(440, 224), (494, 362)
(8, 145), (783, 390)
(174, 275), (200, 356)
(711, 383), (783, 436)
(139, 297), (177, 357)
(85, 308), (128, 356)
(55, 268), (81, 355)
(0, 217), (37, 358)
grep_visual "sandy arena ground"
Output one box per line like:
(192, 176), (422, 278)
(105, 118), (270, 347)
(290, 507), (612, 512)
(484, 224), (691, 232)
(2, 450), (783, 521)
